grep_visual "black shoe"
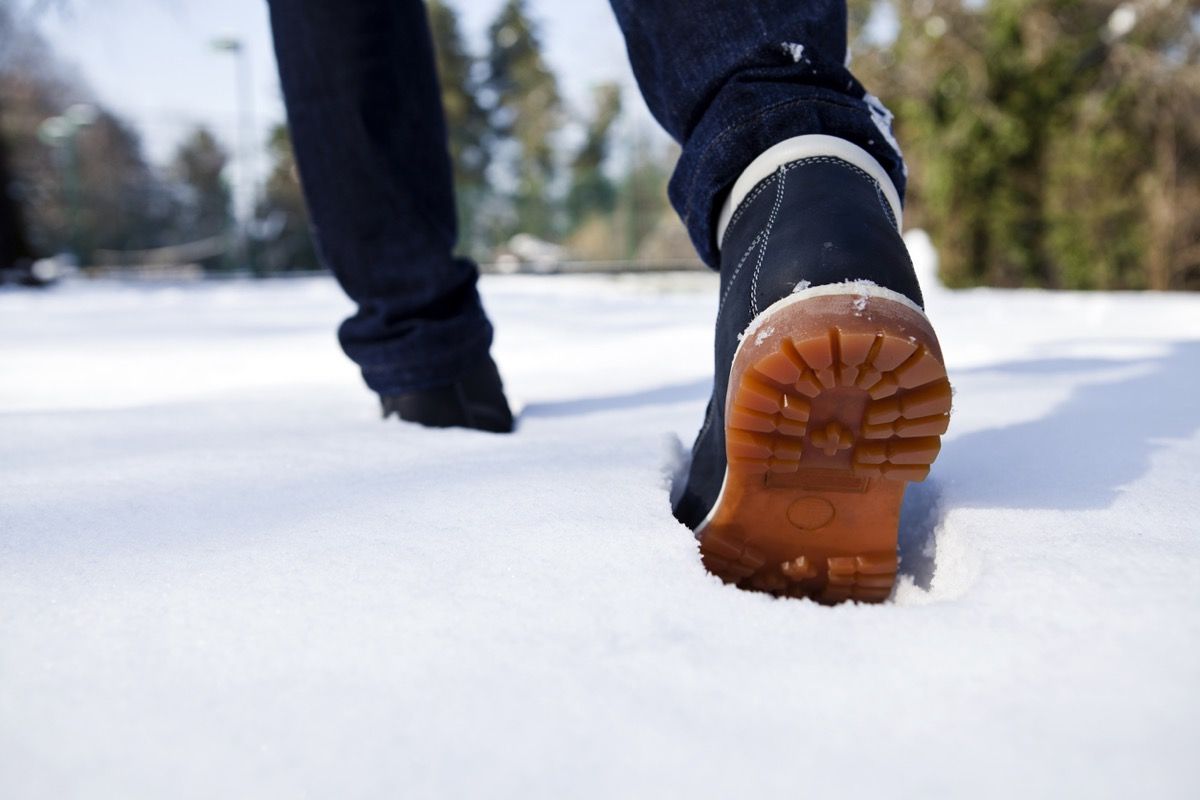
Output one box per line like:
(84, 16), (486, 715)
(380, 353), (514, 433)
(674, 136), (952, 603)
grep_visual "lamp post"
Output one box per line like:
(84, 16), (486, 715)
(37, 103), (97, 263)
(211, 36), (257, 273)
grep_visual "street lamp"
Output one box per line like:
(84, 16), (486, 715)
(38, 103), (97, 263)
(212, 36), (257, 273)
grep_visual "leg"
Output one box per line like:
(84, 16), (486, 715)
(609, 0), (906, 268)
(267, 0), (493, 394)
(613, 2), (950, 602)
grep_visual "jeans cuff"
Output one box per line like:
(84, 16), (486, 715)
(347, 319), (495, 396)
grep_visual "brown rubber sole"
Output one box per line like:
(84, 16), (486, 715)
(698, 286), (951, 604)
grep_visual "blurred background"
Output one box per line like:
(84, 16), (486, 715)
(0, 0), (1197, 288)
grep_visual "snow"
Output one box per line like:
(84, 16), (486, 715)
(863, 91), (907, 179)
(2, 238), (1200, 797)
(781, 41), (805, 62)
(1107, 4), (1139, 39)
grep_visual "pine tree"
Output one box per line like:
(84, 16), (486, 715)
(616, 131), (671, 259)
(566, 82), (621, 231)
(255, 124), (320, 272)
(169, 127), (233, 245)
(852, 0), (1200, 290)
(3, 4), (178, 265)
(428, 0), (492, 255)
(484, 0), (563, 241)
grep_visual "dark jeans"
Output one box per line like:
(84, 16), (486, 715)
(267, 0), (906, 394)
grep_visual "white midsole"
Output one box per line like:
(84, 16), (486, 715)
(715, 134), (903, 249)
(693, 281), (928, 537)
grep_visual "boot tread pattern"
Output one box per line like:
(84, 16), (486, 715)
(699, 308), (950, 605)
(726, 327), (949, 483)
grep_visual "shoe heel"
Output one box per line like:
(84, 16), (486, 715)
(698, 287), (951, 603)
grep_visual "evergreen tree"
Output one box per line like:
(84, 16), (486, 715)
(169, 127), (233, 245)
(75, 111), (178, 257)
(566, 82), (621, 232)
(852, 0), (1200, 290)
(2, 4), (174, 266)
(616, 131), (671, 259)
(254, 124), (320, 272)
(428, 0), (492, 255)
(1056, 0), (1200, 290)
(484, 0), (563, 241)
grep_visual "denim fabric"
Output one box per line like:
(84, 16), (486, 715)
(267, 0), (905, 393)
(268, 0), (493, 393)
(609, 0), (907, 268)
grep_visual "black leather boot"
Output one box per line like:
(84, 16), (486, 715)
(673, 136), (952, 603)
(380, 353), (514, 434)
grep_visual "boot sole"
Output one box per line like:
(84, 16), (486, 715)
(697, 284), (951, 603)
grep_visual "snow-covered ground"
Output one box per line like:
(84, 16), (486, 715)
(2, 237), (1199, 798)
